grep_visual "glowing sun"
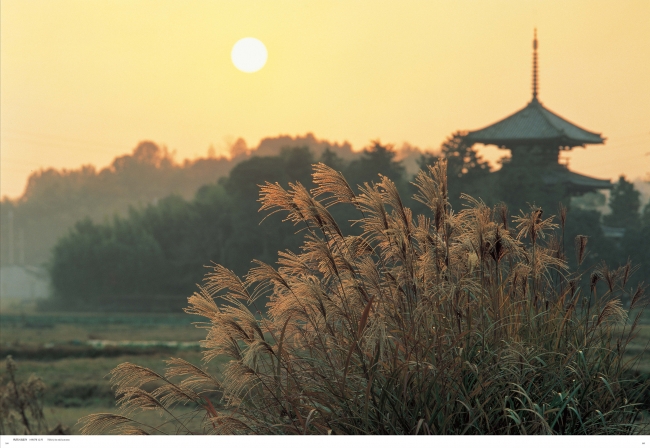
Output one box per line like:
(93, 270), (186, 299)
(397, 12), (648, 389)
(231, 37), (268, 73)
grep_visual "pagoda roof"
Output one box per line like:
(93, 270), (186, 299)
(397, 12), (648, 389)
(541, 166), (612, 192)
(464, 98), (605, 148)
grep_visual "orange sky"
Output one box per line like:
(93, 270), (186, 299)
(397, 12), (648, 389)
(2, 0), (649, 198)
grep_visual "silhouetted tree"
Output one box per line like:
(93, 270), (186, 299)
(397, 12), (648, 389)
(319, 148), (346, 171)
(618, 197), (650, 285)
(604, 176), (641, 229)
(345, 141), (406, 193)
(45, 141), (650, 312)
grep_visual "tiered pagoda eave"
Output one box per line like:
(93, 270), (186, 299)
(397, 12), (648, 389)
(462, 30), (611, 193)
(464, 98), (605, 149)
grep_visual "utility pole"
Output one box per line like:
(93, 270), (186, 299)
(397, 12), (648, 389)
(18, 228), (25, 265)
(8, 209), (14, 265)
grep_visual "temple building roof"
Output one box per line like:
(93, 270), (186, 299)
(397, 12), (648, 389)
(464, 98), (605, 148)
(464, 29), (605, 149)
(463, 30), (612, 191)
(541, 166), (612, 192)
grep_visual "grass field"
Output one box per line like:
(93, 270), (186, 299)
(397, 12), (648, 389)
(1, 298), (649, 434)
(0, 299), (217, 434)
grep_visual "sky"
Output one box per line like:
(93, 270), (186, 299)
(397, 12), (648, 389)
(1, 0), (649, 198)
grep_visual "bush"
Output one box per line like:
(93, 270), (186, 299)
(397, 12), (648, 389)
(0, 356), (70, 435)
(80, 161), (648, 435)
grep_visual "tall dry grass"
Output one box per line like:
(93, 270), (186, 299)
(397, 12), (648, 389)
(0, 356), (70, 435)
(80, 160), (648, 435)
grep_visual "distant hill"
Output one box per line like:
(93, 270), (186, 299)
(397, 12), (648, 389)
(0, 134), (433, 268)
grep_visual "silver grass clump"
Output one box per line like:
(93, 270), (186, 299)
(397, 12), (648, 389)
(80, 160), (648, 435)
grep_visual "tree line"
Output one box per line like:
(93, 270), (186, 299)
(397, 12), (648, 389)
(0, 142), (236, 269)
(47, 136), (650, 311)
(0, 134), (362, 269)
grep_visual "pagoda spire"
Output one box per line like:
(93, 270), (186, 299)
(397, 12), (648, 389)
(532, 29), (539, 100)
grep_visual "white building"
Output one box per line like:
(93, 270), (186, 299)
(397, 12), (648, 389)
(0, 265), (51, 300)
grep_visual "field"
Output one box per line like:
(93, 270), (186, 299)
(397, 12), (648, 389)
(0, 299), (215, 434)
(626, 311), (650, 373)
(1, 297), (649, 434)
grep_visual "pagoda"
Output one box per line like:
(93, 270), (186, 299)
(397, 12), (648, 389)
(464, 30), (611, 194)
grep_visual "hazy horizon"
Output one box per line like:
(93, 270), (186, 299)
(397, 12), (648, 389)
(2, 0), (649, 198)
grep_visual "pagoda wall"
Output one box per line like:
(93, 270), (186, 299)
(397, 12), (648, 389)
(509, 144), (560, 167)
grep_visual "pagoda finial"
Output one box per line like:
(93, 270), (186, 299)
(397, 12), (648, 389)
(532, 28), (539, 100)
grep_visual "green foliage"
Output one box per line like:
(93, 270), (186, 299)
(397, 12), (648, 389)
(1, 141), (237, 268)
(620, 210), (650, 288)
(50, 217), (167, 304)
(46, 136), (650, 311)
(80, 162), (648, 435)
(604, 176), (641, 229)
(319, 148), (346, 172)
(346, 141), (407, 192)
(220, 148), (317, 274)
(1, 134), (362, 270)
(49, 144), (413, 308)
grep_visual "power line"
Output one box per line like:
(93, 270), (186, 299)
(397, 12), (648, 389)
(2, 136), (128, 158)
(3, 129), (130, 150)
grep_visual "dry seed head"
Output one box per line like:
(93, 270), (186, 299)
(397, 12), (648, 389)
(569, 278), (579, 299)
(595, 299), (627, 327)
(184, 287), (220, 321)
(622, 260), (632, 286)
(5, 355), (16, 377)
(115, 387), (165, 415)
(258, 182), (295, 221)
(288, 181), (342, 235)
(164, 358), (221, 393)
(412, 159), (449, 229)
(248, 260), (291, 292)
(590, 271), (601, 291)
(204, 264), (252, 305)
(597, 262), (617, 292)
(497, 203), (509, 230)
(378, 174), (410, 230)
(558, 203), (567, 229)
(631, 283), (646, 309)
(574, 235), (588, 265)
(311, 162), (356, 206)
(151, 382), (201, 409)
(548, 235), (564, 262)
(109, 362), (166, 391)
(514, 206), (557, 244)
(79, 413), (150, 435)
